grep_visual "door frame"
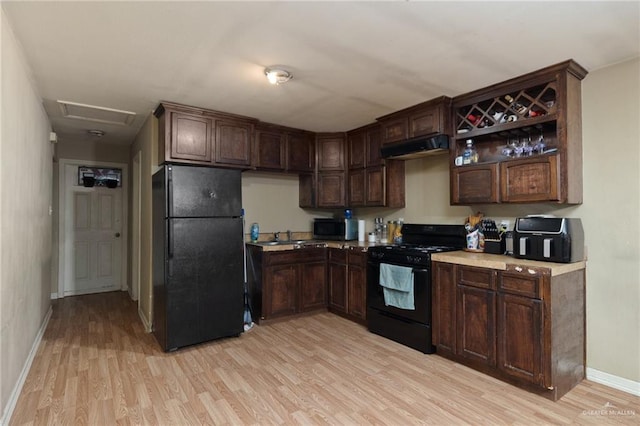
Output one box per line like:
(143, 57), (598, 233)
(131, 150), (141, 302)
(57, 158), (129, 298)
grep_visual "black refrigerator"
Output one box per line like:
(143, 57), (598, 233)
(152, 164), (244, 351)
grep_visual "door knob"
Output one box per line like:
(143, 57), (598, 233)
(115, 232), (121, 238)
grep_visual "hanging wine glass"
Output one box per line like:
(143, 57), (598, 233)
(535, 127), (546, 154)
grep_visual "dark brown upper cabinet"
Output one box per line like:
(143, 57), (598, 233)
(450, 60), (587, 204)
(317, 133), (346, 171)
(346, 123), (404, 208)
(286, 130), (315, 173)
(377, 96), (452, 145)
(254, 124), (286, 171)
(155, 102), (256, 169)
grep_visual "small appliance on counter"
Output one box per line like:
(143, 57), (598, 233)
(513, 216), (584, 263)
(313, 218), (358, 241)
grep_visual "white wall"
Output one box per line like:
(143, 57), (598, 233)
(0, 9), (53, 420)
(242, 171), (328, 235)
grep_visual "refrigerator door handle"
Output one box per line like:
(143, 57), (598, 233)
(167, 220), (174, 277)
(167, 165), (174, 217)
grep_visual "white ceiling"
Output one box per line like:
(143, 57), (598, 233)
(3, 1), (639, 146)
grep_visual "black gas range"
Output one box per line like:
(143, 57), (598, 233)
(367, 224), (466, 353)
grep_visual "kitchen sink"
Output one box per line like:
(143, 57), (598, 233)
(254, 240), (322, 247)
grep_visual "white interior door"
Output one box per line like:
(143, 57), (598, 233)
(71, 190), (122, 295)
(60, 162), (127, 297)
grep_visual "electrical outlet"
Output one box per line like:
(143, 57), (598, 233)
(499, 220), (511, 232)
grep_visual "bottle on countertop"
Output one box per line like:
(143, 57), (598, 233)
(250, 222), (259, 242)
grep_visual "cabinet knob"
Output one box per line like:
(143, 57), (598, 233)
(515, 266), (523, 272)
(528, 268), (536, 275)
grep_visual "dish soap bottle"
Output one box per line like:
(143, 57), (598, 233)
(250, 223), (259, 243)
(462, 139), (479, 164)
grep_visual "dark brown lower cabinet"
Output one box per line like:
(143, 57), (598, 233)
(264, 264), (298, 318)
(328, 249), (348, 313)
(347, 251), (366, 321)
(432, 260), (585, 401)
(497, 293), (544, 386)
(300, 261), (328, 312)
(249, 248), (326, 322)
(456, 265), (497, 367)
(457, 285), (496, 366)
(328, 248), (366, 323)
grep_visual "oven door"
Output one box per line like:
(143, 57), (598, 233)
(367, 258), (431, 325)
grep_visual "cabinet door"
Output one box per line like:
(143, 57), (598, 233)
(170, 112), (213, 163)
(298, 173), (315, 208)
(432, 262), (457, 355)
(381, 117), (408, 145)
(497, 293), (544, 386)
(299, 262), (327, 312)
(451, 163), (500, 204)
(215, 119), (253, 167)
(347, 253), (366, 320)
(328, 257), (347, 313)
(348, 168), (365, 207)
(317, 172), (346, 208)
(287, 132), (315, 172)
(348, 129), (366, 169)
(457, 284), (496, 366)
(366, 126), (383, 167)
(264, 265), (298, 318)
(500, 155), (560, 202)
(409, 105), (441, 137)
(317, 134), (345, 171)
(254, 128), (285, 170)
(365, 166), (385, 206)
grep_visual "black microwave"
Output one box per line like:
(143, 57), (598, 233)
(313, 218), (358, 241)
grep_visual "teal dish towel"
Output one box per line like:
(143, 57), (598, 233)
(379, 263), (415, 310)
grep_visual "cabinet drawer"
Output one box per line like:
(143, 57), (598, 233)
(266, 248), (326, 266)
(329, 248), (347, 264)
(348, 251), (367, 267)
(456, 266), (496, 290)
(499, 266), (548, 298)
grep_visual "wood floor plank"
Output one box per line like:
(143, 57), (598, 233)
(8, 291), (640, 425)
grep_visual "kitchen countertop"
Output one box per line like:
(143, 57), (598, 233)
(431, 251), (586, 276)
(246, 240), (380, 252)
(248, 242), (587, 275)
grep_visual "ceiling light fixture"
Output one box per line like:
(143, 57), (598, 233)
(264, 67), (293, 85)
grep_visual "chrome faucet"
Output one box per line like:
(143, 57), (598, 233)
(274, 231), (281, 242)
(286, 230), (292, 241)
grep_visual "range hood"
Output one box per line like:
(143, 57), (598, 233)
(381, 133), (449, 160)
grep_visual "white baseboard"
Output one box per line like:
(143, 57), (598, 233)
(587, 367), (640, 396)
(1, 306), (53, 426)
(138, 307), (152, 333)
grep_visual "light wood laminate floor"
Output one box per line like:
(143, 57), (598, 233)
(9, 291), (639, 425)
